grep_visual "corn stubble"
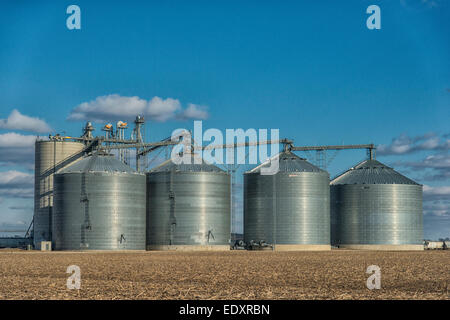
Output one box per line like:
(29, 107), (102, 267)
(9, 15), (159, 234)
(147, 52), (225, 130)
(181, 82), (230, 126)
(0, 250), (448, 300)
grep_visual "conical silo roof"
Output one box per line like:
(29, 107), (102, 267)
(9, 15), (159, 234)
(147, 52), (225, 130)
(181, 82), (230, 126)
(331, 159), (420, 185)
(246, 150), (326, 174)
(150, 153), (225, 173)
(58, 153), (138, 174)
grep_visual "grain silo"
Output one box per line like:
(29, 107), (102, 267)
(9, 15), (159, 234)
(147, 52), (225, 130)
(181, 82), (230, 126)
(52, 153), (146, 250)
(244, 151), (330, 251)
(146, 155), (230, 250)
(330, 159), (423, 250)
(34, 139), (84, 249)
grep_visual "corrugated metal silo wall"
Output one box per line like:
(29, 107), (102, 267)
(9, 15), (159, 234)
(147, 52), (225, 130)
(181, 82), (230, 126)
(146, 171), (231, 246)
(53, 172), (146, 250)
(244, 172), (330, 245)
(34, 140), (84, 249)
(331, 184), (423, 245)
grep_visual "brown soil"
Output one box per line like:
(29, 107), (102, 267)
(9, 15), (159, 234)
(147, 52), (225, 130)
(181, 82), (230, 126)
(0, 250), (448, 300)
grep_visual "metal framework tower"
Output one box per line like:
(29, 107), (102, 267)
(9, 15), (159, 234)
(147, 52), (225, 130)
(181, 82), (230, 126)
(288, 143), (376, 169)
(133, 115), (146, 172)
(116, 121), (128, 163)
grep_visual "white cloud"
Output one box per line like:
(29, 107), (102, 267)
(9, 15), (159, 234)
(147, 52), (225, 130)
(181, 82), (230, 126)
(423, 185), (450, 197)
(0, 170), (33, 187)
(68, 94), (209, 122)
(420, 136), (440, 149)
(423, 201), (450, 217)
(379, 133), (450, 183)
(393, 153), (450, 182)
(421, 154), (450, 169)
(68, 95), (147, 121)
(422, 185), (450, 221)
(0, 133), (36, 166)
(178, 103), (209, 120)
(378, 133), (449, 155)
(0, 109), (51, 133)
(147, 96), (182, 122)
(420, 185), (450, 219)
(0, 170), (34, 199)
(0, 132), (36, 148)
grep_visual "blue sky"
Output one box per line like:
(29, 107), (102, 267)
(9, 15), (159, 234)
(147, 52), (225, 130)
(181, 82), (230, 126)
(0, 0), (449, 239)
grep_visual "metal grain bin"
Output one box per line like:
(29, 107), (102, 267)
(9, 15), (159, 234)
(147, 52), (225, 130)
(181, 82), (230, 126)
(330, 159), (423, 250)
(146, 156), (230, 251)
(52, 153), (146, 250)
(244, 151), (330, 251)
(34, 139), (84, 249)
